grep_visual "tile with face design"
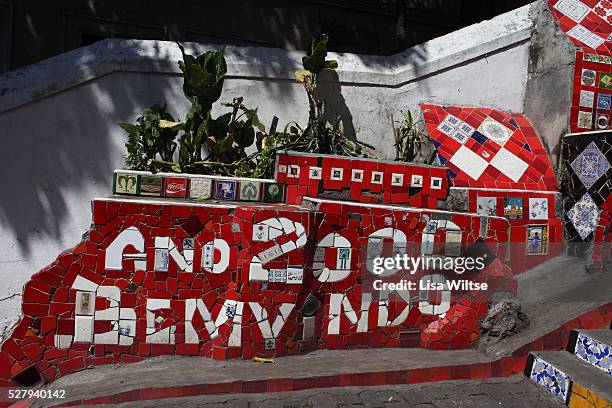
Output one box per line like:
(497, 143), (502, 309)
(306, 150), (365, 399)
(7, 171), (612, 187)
(215, 180), (238, 201)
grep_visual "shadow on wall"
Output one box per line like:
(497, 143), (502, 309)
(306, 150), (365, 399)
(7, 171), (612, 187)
(0, 36), (433, 255)
(0, 40), (186, 256)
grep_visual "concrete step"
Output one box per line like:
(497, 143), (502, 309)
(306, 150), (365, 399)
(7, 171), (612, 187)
(567, 329), (612, 376)
(525, 351), (612, 405)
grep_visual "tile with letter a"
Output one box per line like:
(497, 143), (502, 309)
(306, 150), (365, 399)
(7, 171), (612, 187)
(570, 141), (610, 188)
(449, 146), (489, 181)
(489, 148), (529, 182)
(567, 193), (601, 240)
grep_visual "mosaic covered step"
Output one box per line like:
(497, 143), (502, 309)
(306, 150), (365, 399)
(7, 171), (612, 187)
(526, 351), (612, 406)
(548, 0), (612, 55)
(420, 104), (558, 191)
(113, 170), (285, 203)
(0, 196), (521, 386)
(568, 329), (612, 376)
(561, 130), (611, 244)
(274, 150), (449, 207)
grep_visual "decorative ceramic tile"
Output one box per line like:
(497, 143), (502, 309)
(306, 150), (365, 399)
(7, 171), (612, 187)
(164, 177), (188, 198)
(578, 111), (594, 129)
(445, 230), (462, 256)
(214, 180), (237, 201)
(189, 178), (212, 200)
(597, 93), (611, 109)
(529, 356), (570, 403)
(268, 268), (287, 283)
(567, 193), (602, 239)
(288, 165), (300, 178)
(553, 0), (589, 23)
(287, 267), (304, 284)
(430, 177), (442, 190)
(580, 90), (595, 108)
(600, 71), (612, 89)
(258, 243), (284, 263)
(411, 174), (423, 187)
(309, 166), (322, 180)
(570, 141), (610, 188)
(252, 224), (270, 241)
(449, 146), (489, 181)
(201, 242), (214, 269)
(504, 197), (523, 220)
(477, 196), (497, 216)
(528, 198), (549, 220)
(140, 175), (162, 197)
(335, 248), (351, 270)
(75, 291), (94, 316)
(371, 171), (383, 184)
(391, 173), (404, 186)
(330, 167), (344, 181)
(582, 69), (598, 86)
(568, 25), (605, 50)
(351, 169), (364, 182)
(490, 148), (529, 182)
(527, 225), (549, 255)
(478, 118), (511, 146)
(239, 181), (261, 201)
(436, 114), (474, 144)
(262, 183), (284, 203)
(114, 172), (139, 195)
(596, 113), (610, 129)
(574, 332), (611, 375)
(154, 248), (169, 272)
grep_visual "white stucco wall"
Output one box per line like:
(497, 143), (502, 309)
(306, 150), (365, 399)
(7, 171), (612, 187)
(0, 3), (556, 334)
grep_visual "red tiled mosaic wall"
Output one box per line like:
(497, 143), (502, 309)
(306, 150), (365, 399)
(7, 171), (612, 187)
(275, 152), (449, 207)
(548, 0), (612, 55)
(571, 52), (612, 132)
(0, 197), (519, 386)
(465, 190), (564, 272)
(420, 104), (558, 191)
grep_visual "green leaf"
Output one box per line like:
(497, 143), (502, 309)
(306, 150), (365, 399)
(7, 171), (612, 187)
(119, 123), (140, 136)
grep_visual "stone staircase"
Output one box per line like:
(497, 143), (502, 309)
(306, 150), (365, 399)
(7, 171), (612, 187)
(525, 328), (612, 406)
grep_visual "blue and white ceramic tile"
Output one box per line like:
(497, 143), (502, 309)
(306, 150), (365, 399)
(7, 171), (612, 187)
(529, 356), (570, 403)
(574, 332), (611, 376)
(567, 193), (601, 240)
(570, 141), (610, 188)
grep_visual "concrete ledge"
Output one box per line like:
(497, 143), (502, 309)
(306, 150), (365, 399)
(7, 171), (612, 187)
(0, 4), (533, 114)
